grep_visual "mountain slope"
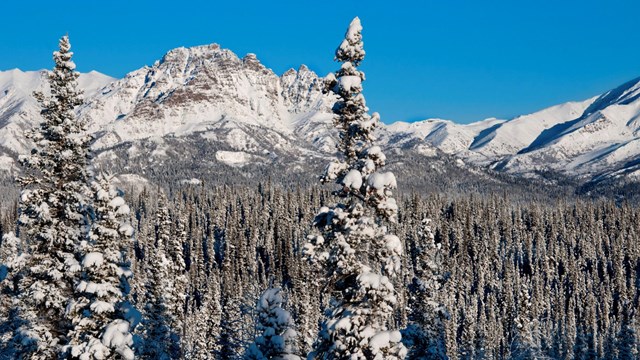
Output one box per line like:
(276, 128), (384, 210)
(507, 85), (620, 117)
(385, 118), (505, 158)
(81, 44), (335, 160)
(387, 76), (640, 186)
(0, 69), (114, 158)
(496, 78), (640, 179)
(1, 43), (640, 194)
(469, 98), (596, 159)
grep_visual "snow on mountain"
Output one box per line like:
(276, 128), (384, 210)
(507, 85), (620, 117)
(80, 44), (334, 158)
(215, 150), (266, 166)
(2, 42), (640, 188)
(386, 76), (640, 184)
(384, 98), (599, 167)
(0, 44), (336, 174)
(469, 98), (596, 159)
(495, 78), (640, 179)
(386, 118), (505, 154)
(0, 68), (114, 159)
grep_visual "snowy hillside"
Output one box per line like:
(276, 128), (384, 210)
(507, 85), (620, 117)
(387, 99), (600, 166)
(390, 77), (640, 184)
(469, 99), (596, 159)
(1, 43), (640, 189)
(79, 44), (336, 164)
(386, 118), (505, 157)
(0, 69), (113, 159)
(492, 78), (640, 180)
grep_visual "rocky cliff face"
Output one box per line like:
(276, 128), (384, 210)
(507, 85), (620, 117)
(80, 44), (336, 161)
(0, 44), (339, 171)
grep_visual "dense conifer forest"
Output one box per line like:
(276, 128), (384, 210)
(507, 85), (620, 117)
(2, 182), (640, 359)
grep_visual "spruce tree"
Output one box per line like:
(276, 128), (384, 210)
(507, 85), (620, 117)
(0, 232), (24, 358)
(140, 193), (181, 359)
(7, 34), (92, 359)
(245, 287), (300, 360)
(404, 218), (448, 360)
(168, 208), (188, 341)
(509, 282), (543, 360)
(187, 273), (222, 359)
(304, 17), (406, 359)
(65, 173), (136, 359)
(0, 232), (21, 284)
(616, 310), (637, 360)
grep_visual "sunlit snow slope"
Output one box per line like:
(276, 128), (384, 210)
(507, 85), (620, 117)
(1, 43), (640, 185)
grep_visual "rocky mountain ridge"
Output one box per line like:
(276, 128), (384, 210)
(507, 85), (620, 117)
(1, 43), (639, 195)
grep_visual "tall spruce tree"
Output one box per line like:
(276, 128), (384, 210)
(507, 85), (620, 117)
(0, 232), (24, 358)
(6, 34), (92, 359)
(0, 232), (20, 282)
(140, 191), (181, 359)
(404, 218), (448, 360)
(509, 282), (543, 360)
(304, 17), (406, 359)
(616, 309), (637, 360)
(168, 207), (188, 342)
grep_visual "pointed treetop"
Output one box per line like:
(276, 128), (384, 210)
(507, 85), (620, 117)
(345, 17), (363, 42)
(335, 16), (365, 65)
(55, 34), (73, 60)
(49, 34), (83, 108)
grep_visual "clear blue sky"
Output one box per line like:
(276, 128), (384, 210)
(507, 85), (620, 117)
(1, 0), (638, 123)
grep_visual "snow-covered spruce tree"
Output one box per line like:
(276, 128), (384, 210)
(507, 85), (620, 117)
(65, 173), (137, 359)
(404, 218), (448, 360)
(616, 309), (637, 360)
(245, 287), (300, 360)
(168, 209), (188, 340)
(303, 17), (406, 359)
(0, 232), (23, 290)
(140, 192), (181, 359)
(186, 272), (222, 359)
(8, 34), (92, 359)
(509, 282), (543, 360)
(0, 232), (26, 357)
(183, 224), (218, 359)
(155, 193), (187, 349)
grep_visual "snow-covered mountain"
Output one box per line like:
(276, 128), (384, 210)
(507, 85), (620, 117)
(390, 77), (640, 184)
(0, 69), (114, 157)
(0, 45), (339, 171)
(497, 78), (640, 181)
(1, 43), (640, 190)
(385, 118), (506, 157)
(470, 99), (596, 160)
(80, 44), (336, 165)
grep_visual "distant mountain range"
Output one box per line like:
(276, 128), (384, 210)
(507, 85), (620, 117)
(391, 77), (640, 184)
(1, 43), (639, 194)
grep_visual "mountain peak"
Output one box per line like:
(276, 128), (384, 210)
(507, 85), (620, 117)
(583, 76), (640, 116)
(156, 43), (239, 68)
(77, 42), (332, 153)
(243, 53), (258, 61)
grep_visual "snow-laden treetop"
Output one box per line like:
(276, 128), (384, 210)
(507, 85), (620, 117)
(336, 17), (365, 66)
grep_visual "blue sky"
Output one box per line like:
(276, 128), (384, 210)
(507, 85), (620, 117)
(1, 0), (638, 123)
